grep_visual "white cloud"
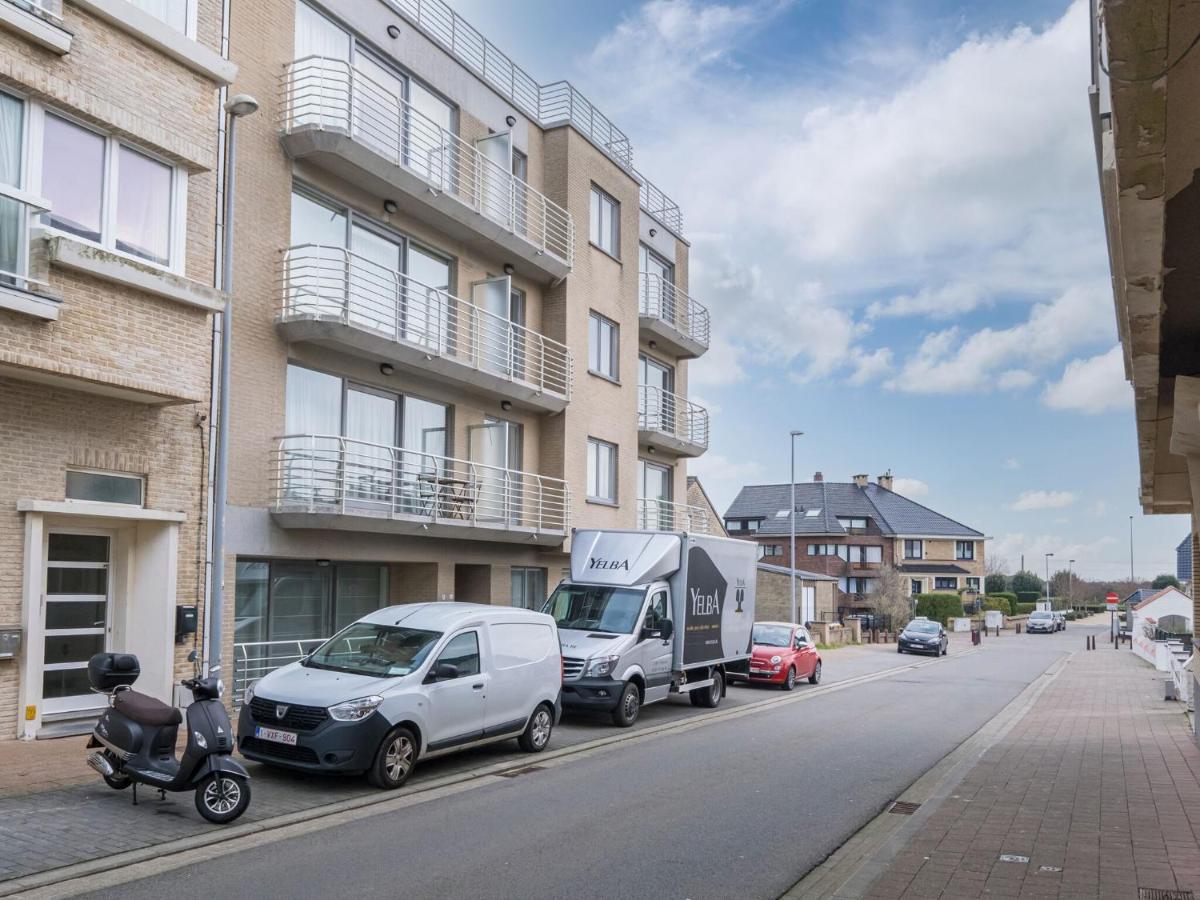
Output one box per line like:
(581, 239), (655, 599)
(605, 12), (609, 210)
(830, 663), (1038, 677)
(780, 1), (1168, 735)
(687, 454), (765, 514)
(1042, 345), (1132, 414)
(1088, 500), (1107, 517)
(867, 281), (986, 320)
(846, 347), (894, 386)
(1003, 457), (1021, 470)
(892, 477), (929, 498)
(997, 370), (1037, 390)
(989, 532), (1120, 579)
(1009, 490), (1077, 511)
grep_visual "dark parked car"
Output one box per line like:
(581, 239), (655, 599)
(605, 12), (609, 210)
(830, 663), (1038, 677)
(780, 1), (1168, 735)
(897, 618), (948, 656)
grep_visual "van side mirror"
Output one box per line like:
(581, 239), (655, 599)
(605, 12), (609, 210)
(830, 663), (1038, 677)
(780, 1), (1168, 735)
(659, 619), (674, 641)
(425, 662), (459, 683)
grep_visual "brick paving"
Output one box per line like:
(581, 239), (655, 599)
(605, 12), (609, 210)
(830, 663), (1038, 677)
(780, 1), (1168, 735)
(863, 645), (1200, 900)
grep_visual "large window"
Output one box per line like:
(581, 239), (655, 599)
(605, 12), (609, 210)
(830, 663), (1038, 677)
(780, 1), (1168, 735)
(837, 517), (867, 530)
(587, 438), (617, 503)
(934, 576), (958, 591)
(41, 112), (181, 269)
(904, 539), (924, 559)
(234, 559), (389, 645)
(838, 545), (883, 563)
(808, 544), (840, 556)
(840, 577), (876, 595)
(511, 567), (547, 610)
(955, 541), (975, 560)
(1, 91), (25, 285)
(589, 185), (619, 256)
(588, 311), (619, 380)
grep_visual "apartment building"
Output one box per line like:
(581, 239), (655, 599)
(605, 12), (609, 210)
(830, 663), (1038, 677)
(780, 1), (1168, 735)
(219, 0), (712, 670)
(724, 473), (985, 619)
(0, 0), (234, 738)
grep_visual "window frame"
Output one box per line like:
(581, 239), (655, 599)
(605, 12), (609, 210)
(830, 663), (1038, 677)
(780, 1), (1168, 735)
(433, 630), (481, 678)
(934, 576), (958, 591)
(64, 469), (145, 506)
(31, 104), (187, 274)
(955, 540), (975, 560)
(587, 310), (620, 381)
(966, 577), (981, 592)
(904, 539), (924, 559)
(586, 437), (618, 504)
(589, 184), (619, 258)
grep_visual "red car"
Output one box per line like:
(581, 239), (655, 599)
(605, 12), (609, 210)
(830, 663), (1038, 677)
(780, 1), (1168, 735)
(727, 622), (822, 691)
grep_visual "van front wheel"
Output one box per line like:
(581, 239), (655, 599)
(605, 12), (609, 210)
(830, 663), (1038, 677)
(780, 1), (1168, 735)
(367, 727), (417, 790)
(518, 704), (554, 752)
(610, 682), (641, 728)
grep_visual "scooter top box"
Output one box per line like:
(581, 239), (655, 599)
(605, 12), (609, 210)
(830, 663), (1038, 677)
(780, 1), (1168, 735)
(88, 652), (140, 691)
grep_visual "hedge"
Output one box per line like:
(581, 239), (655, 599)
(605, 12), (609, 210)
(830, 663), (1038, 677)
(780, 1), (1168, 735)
(993, 591), (1018, 605)
(1015, 591), (1041, 605)
(982, 596), (1013, 615)
(1014, 602), (1036, 615)
(914, 593), (965, 626)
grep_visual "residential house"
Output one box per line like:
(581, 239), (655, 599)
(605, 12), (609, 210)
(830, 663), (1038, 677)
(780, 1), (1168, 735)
(724, 472), (986, 618)
(686, 476), (727, 536)
(755, 563), (837, 623)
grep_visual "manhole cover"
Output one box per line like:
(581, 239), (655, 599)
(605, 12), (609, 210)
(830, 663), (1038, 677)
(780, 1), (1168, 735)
(1139, 890), (1194, 900)
(998, 854), (1029, 864)
(888, 801), (921, 815)
(497, 765), (545, 779)
(1039, 866), (1063, 873)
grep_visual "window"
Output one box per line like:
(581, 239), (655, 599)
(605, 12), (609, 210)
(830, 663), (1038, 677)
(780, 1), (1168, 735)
(435, 632), (480, 677)
(808, 544), (839, 556)
(130, 0), (194, 35)
(589, 184), (619, 256)
(911, 579), (923, 597)
(1, 91), (25, 286)
(804, 508), (821, 518)
(839, 545), (884, 563)
(65, 470), (144, 505)
(934, 577), (958, 590)
(234, 559), (389, 644)
(837, 517), (867, 530)
(41, 112), (182, 269)
(587, 438), (617, 503)
(762, 545), (783, 558)
(588, 311), (619, 380)
(840, 577), (876, 594)
(904, 539), (924, 559)
(511, 567), (547, 611)
(966, 577), (981, 592)
(956, 541), (975, 560)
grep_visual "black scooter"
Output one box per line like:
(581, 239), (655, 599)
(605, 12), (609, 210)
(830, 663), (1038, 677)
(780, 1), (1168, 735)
(85, 650), (251, 824)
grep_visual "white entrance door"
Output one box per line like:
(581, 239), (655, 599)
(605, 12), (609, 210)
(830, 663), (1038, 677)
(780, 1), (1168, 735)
(468, 419), (522, 525)
(475, 131), (513, 228)
(471, 275), (513, 376)
(41, 531), (112, 716)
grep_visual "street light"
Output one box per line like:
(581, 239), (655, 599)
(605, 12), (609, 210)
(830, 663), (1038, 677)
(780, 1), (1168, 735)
(1068, 559), (1075, 607)
(208, 93), (259, 678)
(1044, 552), (1054, 608)
(789, 430), (803, 625)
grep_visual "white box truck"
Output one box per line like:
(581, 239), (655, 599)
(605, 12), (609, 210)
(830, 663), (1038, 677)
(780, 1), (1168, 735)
(543, 529), (756, 727)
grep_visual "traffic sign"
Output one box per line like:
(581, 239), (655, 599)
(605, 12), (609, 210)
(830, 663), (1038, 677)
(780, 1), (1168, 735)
(1106, 591), (1119, 612)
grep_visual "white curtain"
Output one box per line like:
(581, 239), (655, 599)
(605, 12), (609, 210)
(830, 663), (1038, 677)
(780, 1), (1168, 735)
(293, 2), (351, 128)
(0, 93), (22, 281)
(116, 146), (171, 265)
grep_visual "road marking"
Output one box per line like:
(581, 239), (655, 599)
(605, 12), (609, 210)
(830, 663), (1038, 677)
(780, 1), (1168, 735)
(3, 646), (979, 899)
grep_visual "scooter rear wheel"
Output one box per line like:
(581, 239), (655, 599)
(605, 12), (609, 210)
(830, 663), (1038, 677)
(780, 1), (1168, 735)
(194, 773), (250, 824)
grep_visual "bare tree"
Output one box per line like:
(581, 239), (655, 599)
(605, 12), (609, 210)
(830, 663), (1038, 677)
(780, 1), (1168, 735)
(985, 554), (1009, 577)
(871, 563), (912, 634)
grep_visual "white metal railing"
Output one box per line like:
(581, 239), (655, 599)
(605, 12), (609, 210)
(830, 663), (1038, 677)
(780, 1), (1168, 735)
(638, 385), (709, 450)
(280, 244), (572, 400)
(280, 56), (575, 268)
(0, 185), (51, 292)
(635, 169), (683, 234)
(639, 272), (710, 349)
(232, 638), (325, 706)
(5, 0), (63, 23)
(1168, 651), (1194, 712)
(272, 434), (570, 535)
(637, 498), (712, 534)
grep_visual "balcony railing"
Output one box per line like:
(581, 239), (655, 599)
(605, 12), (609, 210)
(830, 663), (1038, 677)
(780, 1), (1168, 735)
(635, 169), (683, 234)
(637, 498), (712, 534)
(281, 56), (575, 269)
(639, 272), (710, 350)
(272, 434), (569, 537)
(638, 385), (709, 451)
(280, 244), (572, 402)
(0, 185), (51, 293)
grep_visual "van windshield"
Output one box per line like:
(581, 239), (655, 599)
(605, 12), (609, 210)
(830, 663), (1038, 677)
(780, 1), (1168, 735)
(542, 585), (645, 635)
(303, 623), (442, 677)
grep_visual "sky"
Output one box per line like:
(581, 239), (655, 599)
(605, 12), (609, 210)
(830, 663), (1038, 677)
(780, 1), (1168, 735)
(450, 0), (1187, 582)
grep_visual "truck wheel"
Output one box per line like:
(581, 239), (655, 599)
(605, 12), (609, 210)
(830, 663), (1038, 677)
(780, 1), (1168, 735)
(691, 670), (723, 708)
(611, 682), (641, 727)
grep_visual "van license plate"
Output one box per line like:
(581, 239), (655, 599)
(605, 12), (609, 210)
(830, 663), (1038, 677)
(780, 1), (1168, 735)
(255, 726), (297, 746)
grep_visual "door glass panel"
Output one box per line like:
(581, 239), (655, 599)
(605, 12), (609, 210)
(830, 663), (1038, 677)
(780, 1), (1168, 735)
(46, 601), (108, 630)
(639, 357), (674, 430)
(293, 1), (352, 128)
(407, 80), (453, 188)
(283, 365), (343, 504)
(350, 224), (403, 334)
(45, 568), (108, 595)
(475, 132), (512, 227)
(42, 669), (93, 700)
(234, 560), (269, 644)
(353, 53), (403, 159)
(404, 244), (451, 351)
(289, 193), (348, 319)
(43, 533), (110, 710)
(48, 533), (110, 563)
(269, 562), (331, 642)
(334, 564), (388, 631)
(345, 387), (396, 506)
(472, 276), (512, 375)
(44, 633), (105, 665)
(399, 396), (447, 514)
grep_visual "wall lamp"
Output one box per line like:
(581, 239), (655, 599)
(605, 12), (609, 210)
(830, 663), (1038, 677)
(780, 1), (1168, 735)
(380, 363), (395, 376)
(649, 228), (657, 238)
(505, 115), (516, 127)
(503, 263), (515, 276)
(387, 24), (401, 39)
(384, 199), (399, 215)
(500, 400), (513, 411)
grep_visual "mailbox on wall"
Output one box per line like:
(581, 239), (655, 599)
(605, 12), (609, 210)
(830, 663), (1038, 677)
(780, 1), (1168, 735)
(175, 605), (197, 644)
(0, 626), (22, 658)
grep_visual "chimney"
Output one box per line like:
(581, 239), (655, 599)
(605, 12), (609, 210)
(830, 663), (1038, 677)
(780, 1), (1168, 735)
(853, 474), (868, 487)
(878, 472), (894, 491)
(813, 471), (823, 482)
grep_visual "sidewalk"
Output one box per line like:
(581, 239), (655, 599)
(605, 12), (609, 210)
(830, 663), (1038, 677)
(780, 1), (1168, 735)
(859, 642), (1200, 899)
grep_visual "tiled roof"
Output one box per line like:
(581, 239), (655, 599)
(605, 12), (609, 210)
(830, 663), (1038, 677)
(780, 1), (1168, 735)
(724, 480), (984, 539)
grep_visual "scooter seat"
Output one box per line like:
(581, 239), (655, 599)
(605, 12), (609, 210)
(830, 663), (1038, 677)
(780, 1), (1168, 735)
(113, 690), (182, 727)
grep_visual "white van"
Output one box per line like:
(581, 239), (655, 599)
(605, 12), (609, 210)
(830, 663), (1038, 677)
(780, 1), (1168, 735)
(237, 603), (562, 789)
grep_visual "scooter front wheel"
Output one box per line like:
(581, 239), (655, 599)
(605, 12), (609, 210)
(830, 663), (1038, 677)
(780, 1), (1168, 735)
(194, 773), (250, 824)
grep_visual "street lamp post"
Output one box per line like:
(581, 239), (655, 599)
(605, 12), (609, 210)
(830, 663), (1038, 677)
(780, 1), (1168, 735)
(789, 431), (803, 625)
(1068, 559), (1075, 608)
(208, 94), (260, 678)
(1044, 552), (1054, 608)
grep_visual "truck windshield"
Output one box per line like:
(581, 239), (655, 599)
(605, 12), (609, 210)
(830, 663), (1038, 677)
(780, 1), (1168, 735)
(542, 585), (645, 635)
(303, 623), (442, 677)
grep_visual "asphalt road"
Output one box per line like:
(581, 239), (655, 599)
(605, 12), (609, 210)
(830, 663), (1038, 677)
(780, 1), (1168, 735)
(82, 624), (1094, 900)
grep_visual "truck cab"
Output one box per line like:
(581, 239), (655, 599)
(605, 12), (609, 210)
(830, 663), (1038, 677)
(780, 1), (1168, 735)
(544, 529), (756, 727)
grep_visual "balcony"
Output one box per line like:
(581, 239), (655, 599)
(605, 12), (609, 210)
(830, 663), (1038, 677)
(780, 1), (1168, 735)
(271, 435), (569, 545)
(278, 245), (571, 412)
(0, 186), (60, 321)
(639, 273), (709, 358)
(0, 0), (71, 54)
(635, 169), (683, 235)
(637, 498), (712, 534)
(638, 385), (709, 457)
(279, 57), (574, 281)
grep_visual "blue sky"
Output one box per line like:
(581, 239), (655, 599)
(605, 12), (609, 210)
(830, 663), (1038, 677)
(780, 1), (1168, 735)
(452, 0), (1186, 580)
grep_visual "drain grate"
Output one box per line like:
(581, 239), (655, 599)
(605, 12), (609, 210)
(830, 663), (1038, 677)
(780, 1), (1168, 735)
(1139, 890), (1195, 900)
(887, 801), (921, 815)
(497, 765), (545, 779)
